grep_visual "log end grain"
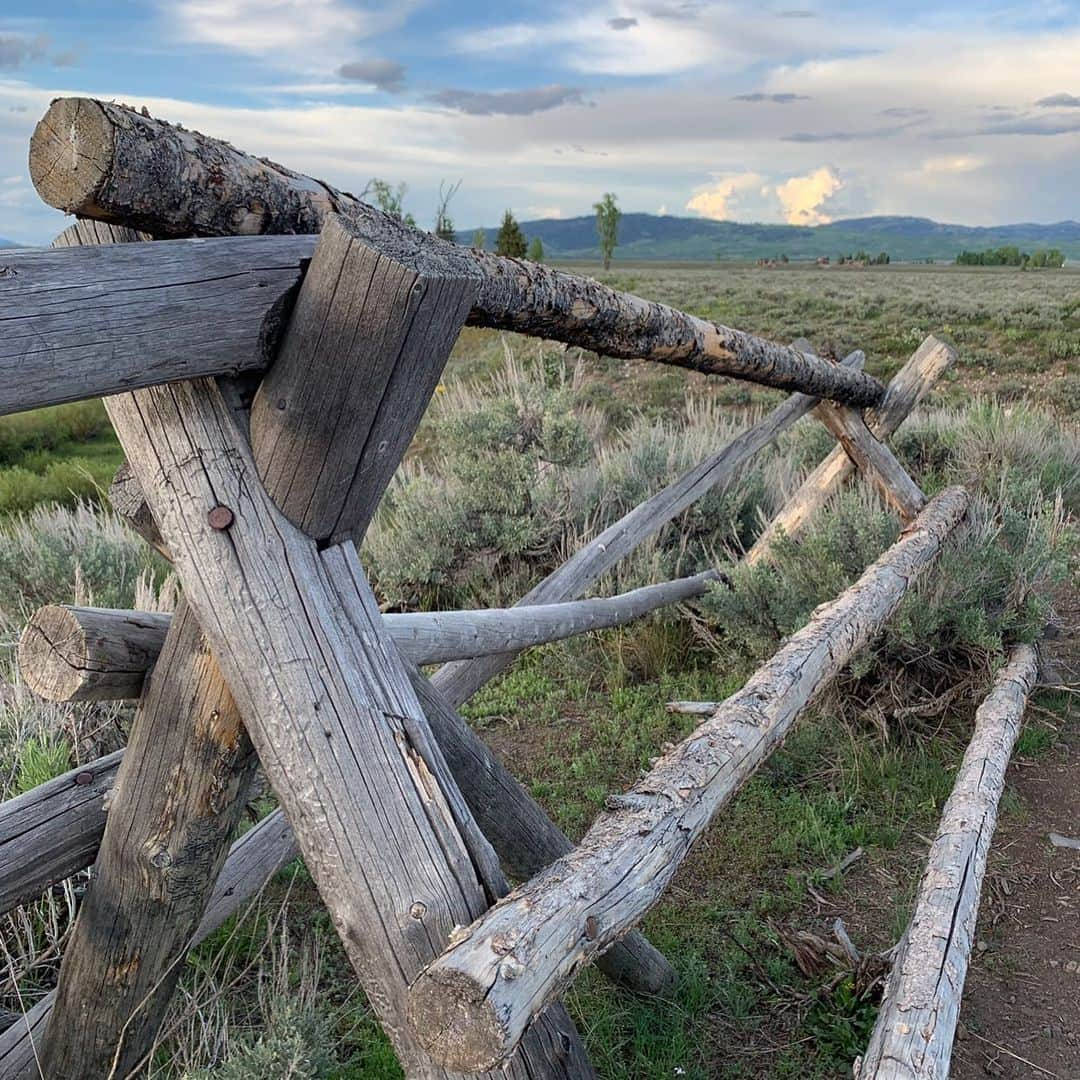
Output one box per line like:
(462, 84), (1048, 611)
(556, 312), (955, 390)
(407, 968), (508, 1074)
(18, 605), (89, 702)
(30, 97), (113, 217)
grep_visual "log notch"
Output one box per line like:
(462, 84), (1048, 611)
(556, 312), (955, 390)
(39, 599), (260, 1079)
(407, 488), (971, 1073)
(27, 97), (886, 410)
(18, 606), (169, 701)
(20, 572), (717, 701)
(0, 751), (121, 914)
(0, 812), (299, 1079)
(432, 349), (865, 708)
(855, 644), (1039, 1080)
(746, 335), (955, 565)
(814, 405), (926, 521)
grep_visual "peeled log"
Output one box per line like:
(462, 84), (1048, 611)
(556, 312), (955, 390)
(855, 644), (1039, 1080)
(19, 573), (718, 701)
(407, 487), (970, 1073)
(25, 97), (886, 410)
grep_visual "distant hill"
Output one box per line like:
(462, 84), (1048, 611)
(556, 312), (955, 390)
(0, 237), (19, 248)
(464, 214), (1080, 263)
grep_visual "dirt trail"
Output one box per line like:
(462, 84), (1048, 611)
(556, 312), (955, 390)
(952, 612), (1079, 1080)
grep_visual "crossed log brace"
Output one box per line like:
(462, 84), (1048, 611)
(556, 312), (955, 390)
(0, 97), (992, 1079)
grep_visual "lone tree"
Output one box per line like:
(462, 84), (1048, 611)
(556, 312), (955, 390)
(527, 236), (545, 262)
(496, 209), (527, 258)
(365, 178), (416, 227)
(434, 179), (461, 243)
(594, 192), (621, 270)
(472, 227), (486, 250)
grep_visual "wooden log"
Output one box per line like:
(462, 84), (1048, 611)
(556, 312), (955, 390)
(18, 605), (169, 702)
(104, 375), (593, 1077)
(0, 811), (300, 1080)
(432, 350), (865, 708)
(40, 599), (262, 1080)
(0, 235), (308, 416)
(20, 573), (718, 702)
(854, 644), (1039, 1080)
(250, 213), (477, 543)
(24, 98), (886, 410)
(814, 404), (927, 521)
(0, 751), (121, 915)
(407, 487), (970, 1073)
(746, 336), (954, 565)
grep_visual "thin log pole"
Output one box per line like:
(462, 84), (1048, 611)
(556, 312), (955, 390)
(0, 813), (299, 1080)
(855, 644), (1039, 1080)
(406, 488), (970, 1073)
(432, 349), (865, 708)
(746, 335), (955, 565)
(19, 572), (718, 701)
(23, 98), (886, 411)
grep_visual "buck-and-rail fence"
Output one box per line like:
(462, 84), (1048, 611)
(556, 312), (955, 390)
(0, 97), (1043, 1080)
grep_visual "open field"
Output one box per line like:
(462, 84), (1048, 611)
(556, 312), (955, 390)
(1, 264), (1077, 1077)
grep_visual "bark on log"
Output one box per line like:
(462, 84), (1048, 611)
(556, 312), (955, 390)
(814, 404), (927, 521)
(24, 98), (886, 410)
(746, 336), (954, 565)
(0, 811), (300, 1080)
(18, 605), (169, 701)
(407, 487), (971, 1073)
(104, 375), (592, 1078)
(40, 599), (261, 1080)
(854, 644), (1039, 1080)
(250, 213), (477, 543)
(20, 573), (717, 701)
(0, 750), (121, 915)
(432, 350), (865, 708)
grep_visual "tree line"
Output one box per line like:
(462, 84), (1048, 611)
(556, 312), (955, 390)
(955, 246), (1065, 268)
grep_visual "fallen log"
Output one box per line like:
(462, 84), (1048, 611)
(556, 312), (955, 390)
(19, 572), (718, 701)
(18, 98), (887, 413)
(0, 811), (299, 1079)
(432, 349), (865, 708)
(855, 644), (1039, 1080)
(407, 487), (970, 1073)
(746, 335), (954, 565)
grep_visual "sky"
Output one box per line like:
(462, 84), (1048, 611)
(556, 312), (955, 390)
(1, 1), (1079, 244)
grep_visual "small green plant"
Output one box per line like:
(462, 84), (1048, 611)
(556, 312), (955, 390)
(14, 736), (70, 795)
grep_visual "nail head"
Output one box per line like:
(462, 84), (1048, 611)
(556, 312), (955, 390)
(208, 505), (235, 530)
(74, 771), (94, 786)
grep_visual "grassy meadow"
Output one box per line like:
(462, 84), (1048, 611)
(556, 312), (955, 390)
(1, 262), (1078, 1078)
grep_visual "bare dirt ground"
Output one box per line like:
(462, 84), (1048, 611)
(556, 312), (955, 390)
(953, 600), (1080, 1080)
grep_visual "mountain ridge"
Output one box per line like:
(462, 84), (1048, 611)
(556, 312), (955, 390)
(464, 213), (1080, 262)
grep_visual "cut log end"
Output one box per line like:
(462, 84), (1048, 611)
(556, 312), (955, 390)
(407, 969), (508, 1074)
(18, 605), (90, 702)
(30, 97), (113, 217)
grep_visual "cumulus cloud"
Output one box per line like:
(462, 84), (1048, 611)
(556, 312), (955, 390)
(1035, 92), (1080, 107)
(609, 17), (638, 29)
(428, 85), (586, 116)
(337, 59), (406, 92)
(0, 34), (48, 69)
(775, 165), (843, 224)
(734, 92), (810, 103)
(685, 172), (766, 220)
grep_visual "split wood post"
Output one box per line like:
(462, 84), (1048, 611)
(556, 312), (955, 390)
(432, 349), (865, 708)
(745, 335), (955, 565)
(19, 572), (717, 701)
(97, 478), (677, 998)
(34, 224), (265, 1080)
(26, 99), (886, 410)
(854, 644), (1039, 1080)
(0, 812), (299, 1079)
(406, 488), (971, 1073)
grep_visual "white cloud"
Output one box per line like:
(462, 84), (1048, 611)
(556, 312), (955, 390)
(775, 165), (842, 224)
(685, 172), (766, 220)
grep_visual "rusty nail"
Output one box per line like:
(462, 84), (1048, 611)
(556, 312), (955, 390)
(276, 398), (287, 410)
(409, 902), (427, 920)
(584, 915), (599, 941)
(208, 505), (235, 530)
(74, 771), (93, 786)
